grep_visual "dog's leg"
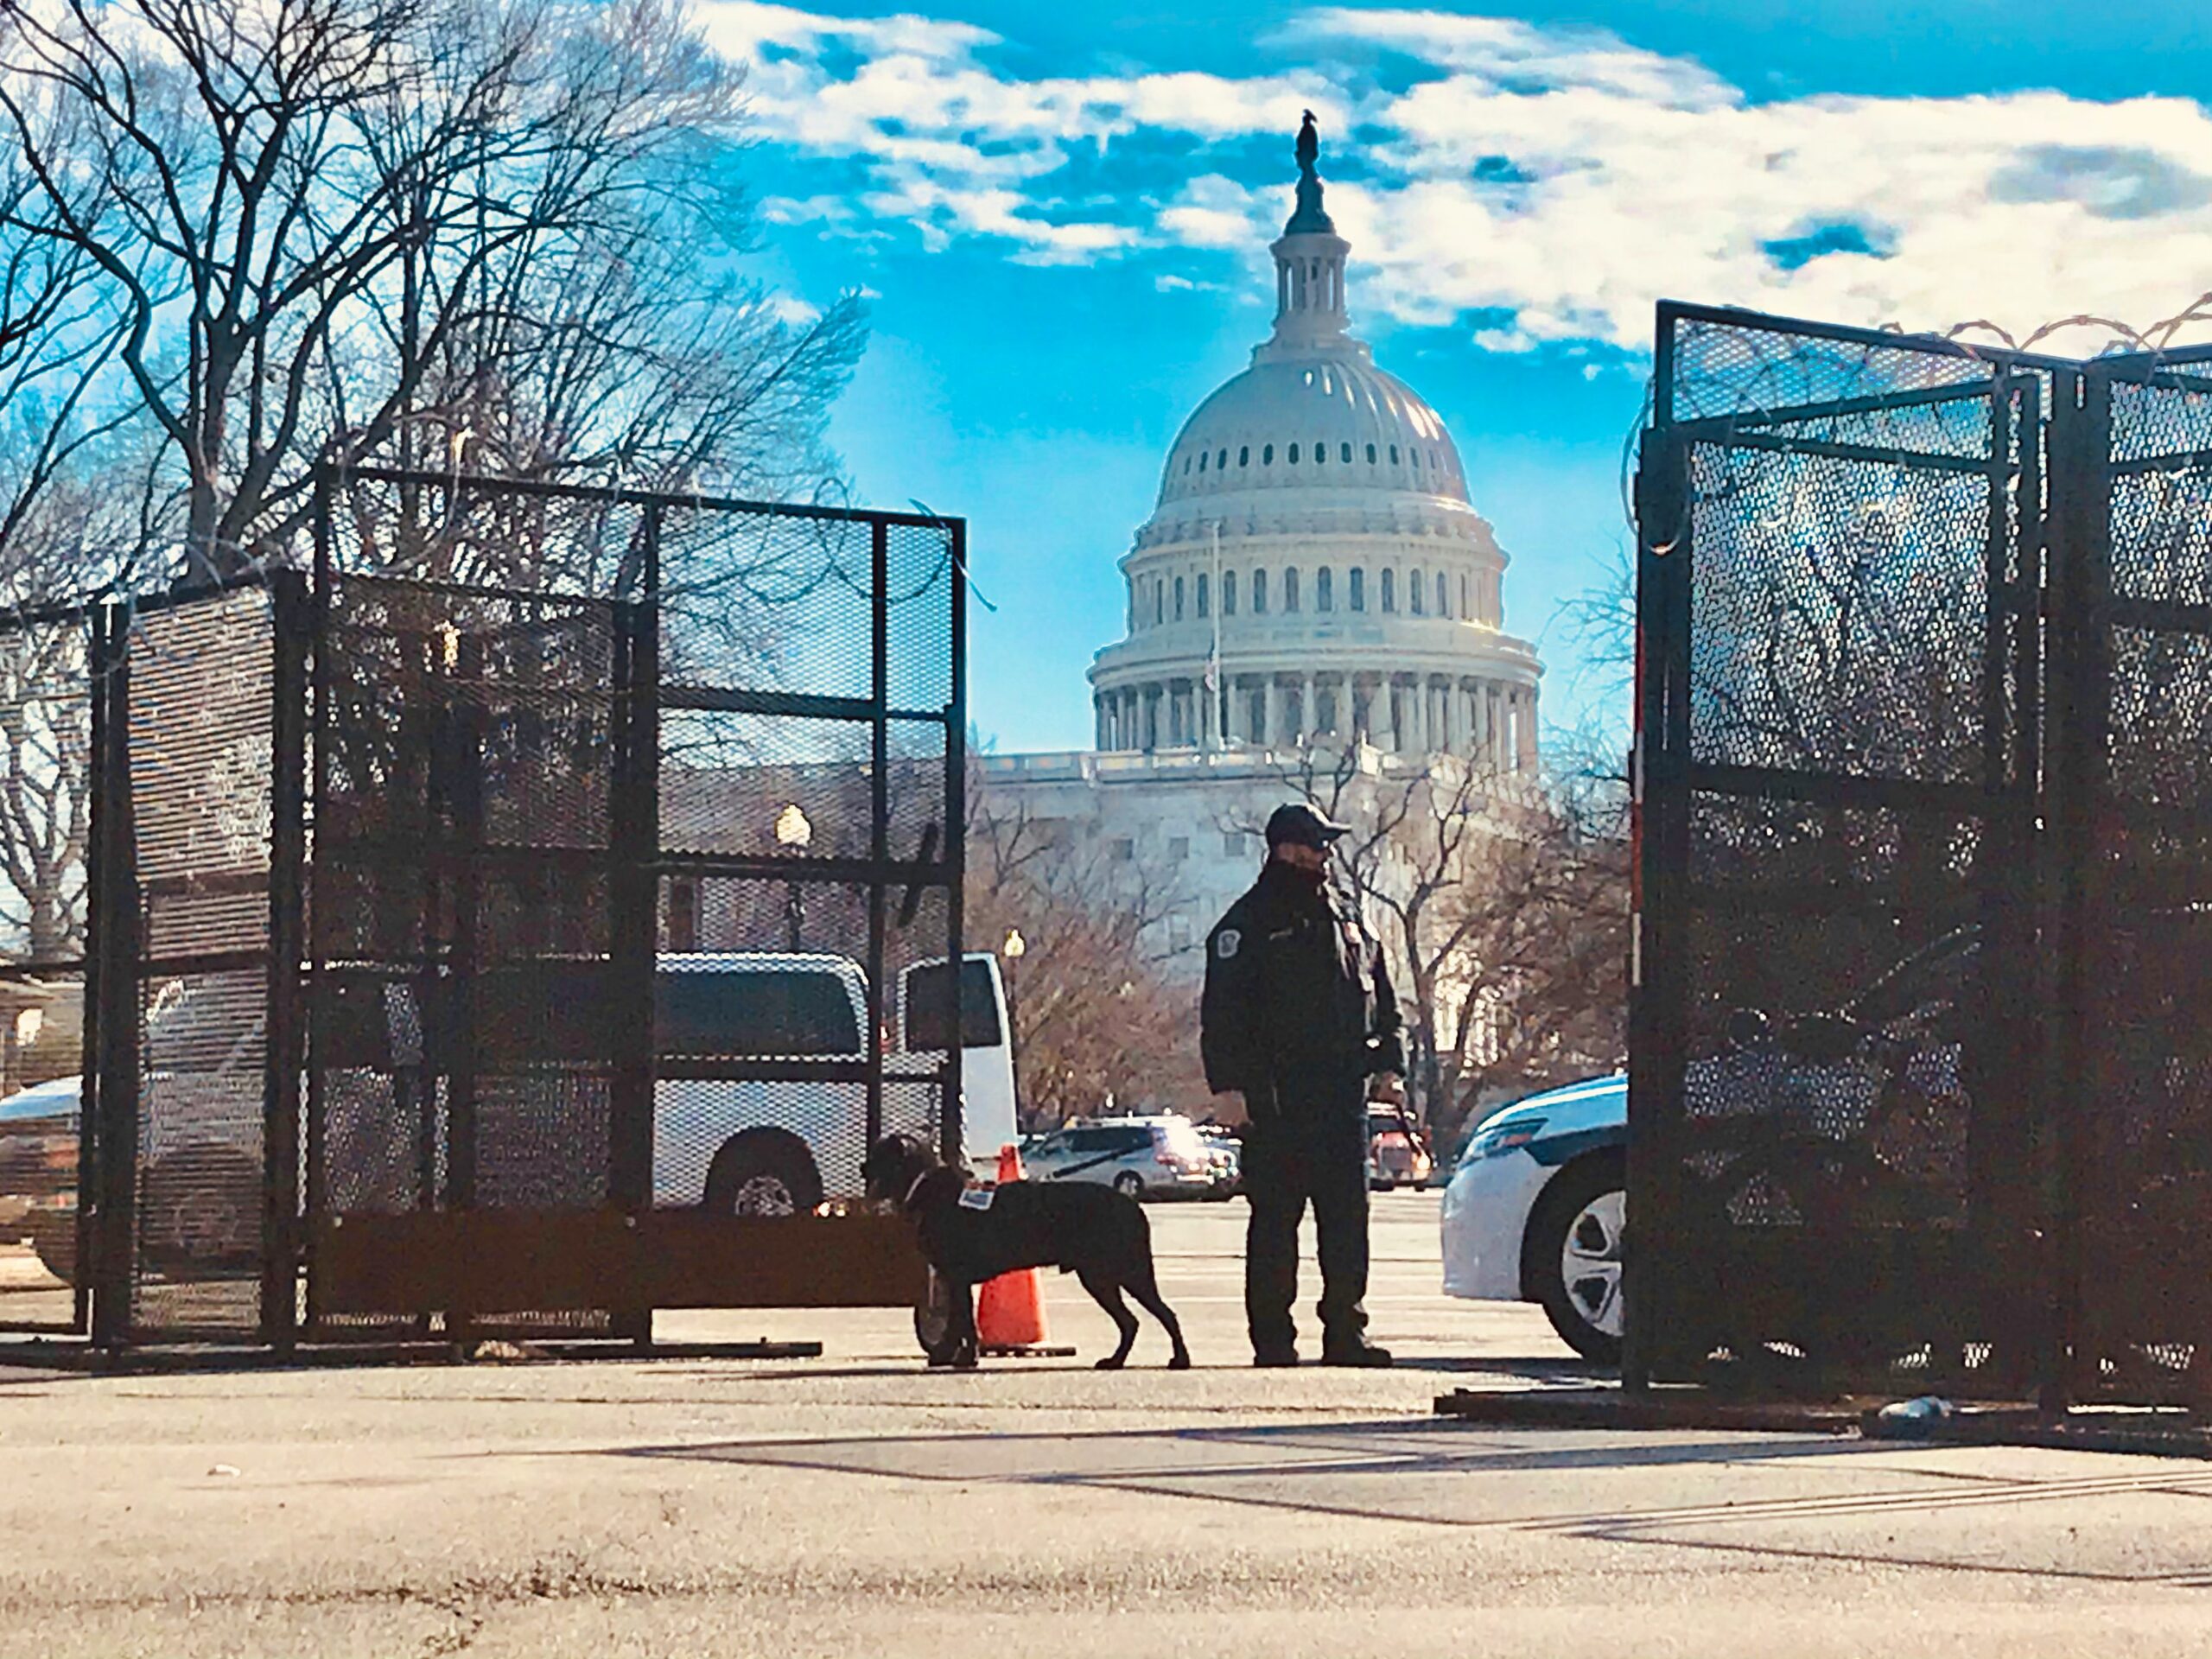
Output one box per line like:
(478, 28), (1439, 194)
(1077, 1268), (1139, 1370)
(1124, 1261), (1191, 1370)
(947, 1278), (980, 1370)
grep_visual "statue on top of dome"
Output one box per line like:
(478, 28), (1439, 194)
(1285, 110), (1335, 235)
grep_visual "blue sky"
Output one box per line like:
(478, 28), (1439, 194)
(704, 2), (2212, 754)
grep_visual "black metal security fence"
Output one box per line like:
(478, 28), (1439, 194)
(1631, 302), (2212, 1408)
(3, 467), (963, 1350)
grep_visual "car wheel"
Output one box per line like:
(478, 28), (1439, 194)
(140, 1148), (260, 1274)
(1528, 1154), (1625, 1363)
(703, 1132), (823, 1218)
(28, 1212), (76, 1287)
(913, 1270), (965, 1364)
(1111, 1171), (1145, 1198)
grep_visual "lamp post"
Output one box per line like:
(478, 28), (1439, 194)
(1001, 927), (1025, 1033)
(774, 804), (811, 951)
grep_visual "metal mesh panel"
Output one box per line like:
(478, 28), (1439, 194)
(124, 592), (276, 1337)
(1640, 308), (2038, 1389)
(304, 467), (963, 1330)
(1667, 314), (1997, 429)
(2075, 372), (2212, 1399)
(0, 609), (94, 1334)
(658, 505), (874, 701)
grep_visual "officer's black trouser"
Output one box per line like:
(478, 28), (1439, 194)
(1243, 1089), (1370, 1356)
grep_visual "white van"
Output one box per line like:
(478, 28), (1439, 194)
(653, 950), (1017, 1217)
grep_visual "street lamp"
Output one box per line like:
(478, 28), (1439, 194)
(774, 804), (811, 951)
(1001, 929), (1027, 1120)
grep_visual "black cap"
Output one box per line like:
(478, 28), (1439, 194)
(1265, 802), (1349, 849)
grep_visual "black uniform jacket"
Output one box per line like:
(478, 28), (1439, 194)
(1200, 861), (1406, 1103)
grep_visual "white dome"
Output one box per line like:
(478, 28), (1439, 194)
(1088, 115), (1542, 772)
(1160, 353), (1468, 508)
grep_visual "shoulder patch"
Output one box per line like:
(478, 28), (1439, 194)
(1215, 928), (1242, 960)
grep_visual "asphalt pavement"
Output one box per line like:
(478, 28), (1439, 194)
(4, 1192), (2212, 1656)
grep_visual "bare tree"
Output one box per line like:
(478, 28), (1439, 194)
(964, 768), (1205, 1127)
(0, 0), (863, 584)
(1254, 738), (1627, 1149)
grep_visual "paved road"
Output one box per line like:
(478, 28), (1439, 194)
(5, 1193), (2212, 1657)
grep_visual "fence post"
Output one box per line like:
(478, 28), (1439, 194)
(941, 519), (967, 1168)
(262, 571), (310, 1351)
(607, 512), (659, 1345)
(866, 519), (888, 1159)
(1624, 422), (1689, 1397)
(2040, 365), (2110, 1414)
(88, 603), (139, 1349)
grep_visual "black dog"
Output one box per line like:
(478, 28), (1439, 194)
(862, 1132), (1191, 1371)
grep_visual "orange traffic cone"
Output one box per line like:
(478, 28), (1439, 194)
(976, 1143), (1071, 1356)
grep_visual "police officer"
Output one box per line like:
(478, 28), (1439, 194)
(1202, 803), (1404, 1368)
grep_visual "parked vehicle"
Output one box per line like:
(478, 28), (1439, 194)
(1022, 1116), (1217, 1200)
(1196, 1125), (1242, 1198)
(1440, 1074), (1626, 1360)
(0, 1075), (80, 1283)
(1441, 928), (1986, 1363)
(1366, 1109), (1433, 1191)
(14, 951), (1023, 1284)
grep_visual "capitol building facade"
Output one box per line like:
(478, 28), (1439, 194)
(982, 126), (1545, 970)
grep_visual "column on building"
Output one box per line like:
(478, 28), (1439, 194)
(1486, 684), (1505, 770)
(1264, 677), (1285, 750)
(1517, 684), (1540, 772)
(1302, 674), (1319, 745)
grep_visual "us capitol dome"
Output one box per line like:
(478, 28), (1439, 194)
(982, 117), (1546, 982)
(1086, 117), (1542, 766)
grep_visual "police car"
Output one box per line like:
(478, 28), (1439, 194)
(1440, 1074), (1626, 1361)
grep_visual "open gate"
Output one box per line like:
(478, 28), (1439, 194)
(1633, 302), (2212, 1406)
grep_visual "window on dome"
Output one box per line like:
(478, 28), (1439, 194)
(1349, 568), (1365, 612)
(1316, 568), (1333, 612)
(1197, 573), (1210, 618)
(1283, 568), (1300, 612)
(1238, 447), (1249, 467)
(1389, 445), (1399, 465)
(1366, 443), (1377, 464)
(1217, 448), (1229, 470)
(1436, 573), (1448, 617)
(1198, 452), (1208, 472)
(1411, 449), (1421, 469)
(1431, 449), (1440, 469)
(1224, 569), (1237, 615)
(1287, 443), (1299, 464)
(1262, 443), (1274, 465)
(1410, 569), (1426, 615)
(1341, 442), (1352, 463)
(1253, 569), (1268, 614)
(1174, 575), (1185, 620)
(1154, 579), (1164, 626)
(1460, 573), (1471, 620)
(1380, 569), (1395, 613)
(1183, 456), (1192, 475)
(1314, 439), (1326, 463)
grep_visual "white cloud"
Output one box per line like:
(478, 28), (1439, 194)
(702, 2), (2212, 353)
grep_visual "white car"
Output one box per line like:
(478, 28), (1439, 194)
(1022, 1115), (1218, 1199)
(1440, 1074), (1626, 1361)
